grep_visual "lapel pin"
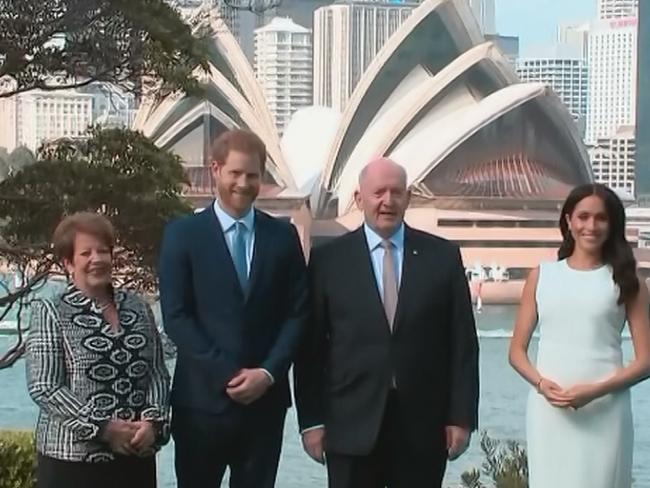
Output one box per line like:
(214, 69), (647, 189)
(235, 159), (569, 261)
(413, 249), (418, 255)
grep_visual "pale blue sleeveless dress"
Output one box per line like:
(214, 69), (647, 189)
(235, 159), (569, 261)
(527, 259), (633, 488)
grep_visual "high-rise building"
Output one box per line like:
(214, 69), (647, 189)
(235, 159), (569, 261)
(586, 16), (637, 143)
(468, 0), (496, 35)
(485, 34), (519, 67)
(255, 17), (312, 133)
(635, 0), (650, 201)
(257, 0), (333, 31)
(516, 44), (588, 132)
(0, 88), (93, 152)
(216, 0), (240, 38)
(598, 0), (638, 19)
(241, 1), (332, 63)
(313, 1), (415, 111)
(590, 125), (636, 195)
(557, 22), (590, 59)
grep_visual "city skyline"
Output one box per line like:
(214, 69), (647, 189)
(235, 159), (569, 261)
(496, 0), (596, 55)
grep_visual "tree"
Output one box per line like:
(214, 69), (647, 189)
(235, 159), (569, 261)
(0, 127), (192, 368)
(0, 0), (211, 99)
(6, 147), (36, 173)
(0, 148), (9, 181)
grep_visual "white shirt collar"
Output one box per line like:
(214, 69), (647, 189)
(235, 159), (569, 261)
(363, 222), (405, 251)
(213, 200), (255, 232)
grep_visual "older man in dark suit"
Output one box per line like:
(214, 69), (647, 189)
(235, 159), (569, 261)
(294, 157), (479, 488)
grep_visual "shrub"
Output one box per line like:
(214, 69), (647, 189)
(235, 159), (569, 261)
(0, 430), (36, 488)
(457, 431), (528, 488)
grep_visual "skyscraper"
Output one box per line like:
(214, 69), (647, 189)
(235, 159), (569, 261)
(517, 44), (588, 132)
(257, 0), (333, 32)
(313, 1), (415, 111)
(634, 0), (649, 201)
(255, 17), (313, 133)
(586, 16), (638, 143)
(598, 0), (638, 19)
(468, 0), (496, 35)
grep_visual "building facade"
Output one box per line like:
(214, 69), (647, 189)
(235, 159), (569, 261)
(598, 0), (638, 19)
(586, 16), (637, 143)
(0, 88), (93, 152)
(516, 44), (588, 131)
(590, 125), (636, 195)
(255, 17), (313, 133)
(313, 1), (415, 111)
(468, 0), (496, 35)
(635, 0), (650, 201)
(256, 0), (333, 31)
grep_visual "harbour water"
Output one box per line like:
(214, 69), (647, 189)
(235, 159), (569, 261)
(1, 305), (649, 487)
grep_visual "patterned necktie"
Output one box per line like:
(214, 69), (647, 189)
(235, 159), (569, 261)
(232, 221), (248, 291)
(381, 240), (398, 331)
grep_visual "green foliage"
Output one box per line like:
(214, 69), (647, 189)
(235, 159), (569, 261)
(0, 0), (211, 98)
(0, 430), (36, 488)
(0, 148), (9, 181)
(6, 147), (36, 173)
(0, 127), (192, 292)
(458, 432), (528, 488)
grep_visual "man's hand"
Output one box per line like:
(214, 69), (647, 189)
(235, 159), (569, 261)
(130, 421), (157, 456)
(226, 368), (273, 405)
(101, 419), (139, 456)
(446, 425), (470, 461)
(302, 427), (326, 464)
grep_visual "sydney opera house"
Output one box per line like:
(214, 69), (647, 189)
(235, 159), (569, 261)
(134, 0), (629, 302)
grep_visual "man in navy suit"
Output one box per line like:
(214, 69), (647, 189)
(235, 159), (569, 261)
(159, 129), (308, 488)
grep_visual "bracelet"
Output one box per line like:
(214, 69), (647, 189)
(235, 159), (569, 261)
(535, 377), (544, 392)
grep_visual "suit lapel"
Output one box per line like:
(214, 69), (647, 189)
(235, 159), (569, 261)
(203, 203), (244, 300)
(393, 226), (417, 333)
(246, 210), (270, 302)
(349, 227), (392, 335)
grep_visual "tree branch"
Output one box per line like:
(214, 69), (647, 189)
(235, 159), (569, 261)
(0, 296), (28, 369)
(0, 271), (50, 308)
(0, 72), (110, 99)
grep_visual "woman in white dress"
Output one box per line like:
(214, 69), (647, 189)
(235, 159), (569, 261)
(509, 183), (650, 488)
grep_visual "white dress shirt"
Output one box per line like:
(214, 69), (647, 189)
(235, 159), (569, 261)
(363, 223), (405, 295)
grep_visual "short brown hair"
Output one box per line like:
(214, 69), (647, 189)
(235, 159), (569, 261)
(52, 212), (115, 262)
(211, 129), (266, 172)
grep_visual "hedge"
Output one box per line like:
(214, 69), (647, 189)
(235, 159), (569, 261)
(0, 430), (36, 488)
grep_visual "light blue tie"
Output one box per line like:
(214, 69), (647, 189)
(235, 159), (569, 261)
(232, 221), (248, 291)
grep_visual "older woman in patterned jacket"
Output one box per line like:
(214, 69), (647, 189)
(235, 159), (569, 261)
(26, 212), (170, 488)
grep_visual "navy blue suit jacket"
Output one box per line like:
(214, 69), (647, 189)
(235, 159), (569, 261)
(158, 204), (308, 413)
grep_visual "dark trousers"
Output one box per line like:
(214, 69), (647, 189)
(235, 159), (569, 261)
(326, 392), (447, 488)
(172, 404), (287, 488)
(37, 453), (156, 488)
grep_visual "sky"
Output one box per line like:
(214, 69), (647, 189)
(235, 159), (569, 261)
(495, 0), (597, 56)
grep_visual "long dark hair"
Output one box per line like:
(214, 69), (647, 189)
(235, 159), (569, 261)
(558, 183), (638, 305)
